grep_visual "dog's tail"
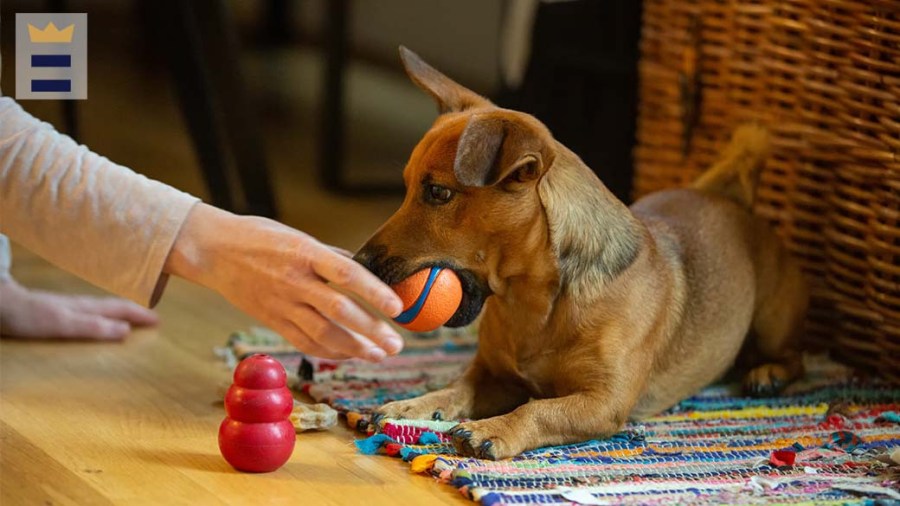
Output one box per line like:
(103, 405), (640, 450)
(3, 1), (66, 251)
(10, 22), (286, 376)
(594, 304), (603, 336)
(691, 124), (770, 209)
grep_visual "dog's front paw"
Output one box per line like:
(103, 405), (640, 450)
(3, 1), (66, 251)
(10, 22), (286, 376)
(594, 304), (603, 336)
(448, 418), (520, 460)
(374, 398), (440, 422)
(374, 389), (470, 423)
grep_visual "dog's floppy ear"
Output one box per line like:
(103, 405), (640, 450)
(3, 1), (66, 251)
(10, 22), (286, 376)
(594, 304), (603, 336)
(454, 113), (555, 187)
(399, 46), (491, 114)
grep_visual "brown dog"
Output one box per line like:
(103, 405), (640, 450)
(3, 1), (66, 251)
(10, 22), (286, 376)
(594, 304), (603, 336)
(354, 47), (808, 460)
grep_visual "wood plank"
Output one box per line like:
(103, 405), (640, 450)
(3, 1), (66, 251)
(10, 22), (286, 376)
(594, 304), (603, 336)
(1, 249), (465, 505)
(1, 420), (113, 506)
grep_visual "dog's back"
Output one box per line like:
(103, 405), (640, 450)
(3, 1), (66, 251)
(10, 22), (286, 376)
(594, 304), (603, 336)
(628, 125), (807, 415)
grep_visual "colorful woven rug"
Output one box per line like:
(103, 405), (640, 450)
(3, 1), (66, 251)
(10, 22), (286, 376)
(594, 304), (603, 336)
(222, 329), (900, 504)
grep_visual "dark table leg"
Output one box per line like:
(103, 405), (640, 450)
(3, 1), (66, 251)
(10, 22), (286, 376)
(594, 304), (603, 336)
(263, 0), (295, 45)
(319, 0), (403, 196)
(160, 0), (278, 217)
(198, 0), (278, 217)
(160, 0), (233, 211)
(319, 0), (348, 192)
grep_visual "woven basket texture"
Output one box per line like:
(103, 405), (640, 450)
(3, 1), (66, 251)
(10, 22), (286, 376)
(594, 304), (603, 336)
(634, 0), (899, 381)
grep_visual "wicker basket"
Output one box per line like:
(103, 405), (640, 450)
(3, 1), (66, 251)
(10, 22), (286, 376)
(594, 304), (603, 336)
(634, 0), (899, 380)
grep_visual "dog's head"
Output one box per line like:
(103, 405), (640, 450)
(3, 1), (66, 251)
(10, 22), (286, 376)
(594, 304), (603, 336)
(354, 47), (560, 327)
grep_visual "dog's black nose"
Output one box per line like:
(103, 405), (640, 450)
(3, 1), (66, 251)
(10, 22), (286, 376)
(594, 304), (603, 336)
(353, 243), (386, 273)
(352, 249), (370, 268)
(353, 244), (407, 284)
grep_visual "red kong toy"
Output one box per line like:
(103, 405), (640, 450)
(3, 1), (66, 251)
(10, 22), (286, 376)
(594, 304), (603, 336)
(219, 354), (296, 472)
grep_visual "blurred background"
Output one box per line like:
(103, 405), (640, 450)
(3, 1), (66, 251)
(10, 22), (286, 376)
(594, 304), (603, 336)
(1, 0), (641, 252)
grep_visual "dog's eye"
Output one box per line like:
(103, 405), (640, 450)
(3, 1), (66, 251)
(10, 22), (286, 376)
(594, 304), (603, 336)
(424, 184), (454, 205)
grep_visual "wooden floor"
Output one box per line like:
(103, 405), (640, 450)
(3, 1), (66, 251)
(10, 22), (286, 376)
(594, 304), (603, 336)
(1, 246), (466, 505)
(0, 6), (465, 504)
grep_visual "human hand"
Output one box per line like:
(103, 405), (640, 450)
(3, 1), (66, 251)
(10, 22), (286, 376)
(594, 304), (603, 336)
(165, 204), (404, 361)
(0, 278), (159, 340)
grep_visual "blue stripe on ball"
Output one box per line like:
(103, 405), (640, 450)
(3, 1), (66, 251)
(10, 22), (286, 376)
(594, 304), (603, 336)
(394, 267), (442, 325)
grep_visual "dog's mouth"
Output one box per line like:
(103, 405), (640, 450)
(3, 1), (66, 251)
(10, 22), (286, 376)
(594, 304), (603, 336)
(430, 263), (489, 327)
(354, 248), (490, 328)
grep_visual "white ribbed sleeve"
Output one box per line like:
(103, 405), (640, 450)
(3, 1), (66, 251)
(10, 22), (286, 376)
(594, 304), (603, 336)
(0, 96), (199, 306)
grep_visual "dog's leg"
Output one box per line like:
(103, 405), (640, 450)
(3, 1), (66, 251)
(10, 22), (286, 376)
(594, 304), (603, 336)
(375, 359), (529, 422)
(448, 389), (629, 460)
(743, 262), (807, 397)
(743, 346), (803, 397)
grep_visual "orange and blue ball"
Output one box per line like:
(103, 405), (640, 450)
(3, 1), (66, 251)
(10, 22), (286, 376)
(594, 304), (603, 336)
(391, 267), (463, 332)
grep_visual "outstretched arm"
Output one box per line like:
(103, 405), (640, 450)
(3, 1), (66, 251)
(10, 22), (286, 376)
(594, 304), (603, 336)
(0, 97), (404, 359)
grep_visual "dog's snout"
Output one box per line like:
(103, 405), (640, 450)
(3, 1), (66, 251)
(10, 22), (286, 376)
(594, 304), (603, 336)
(353, 244), (415, 285)
(353, 243), (388, 275)
(352, 248), (372, 270)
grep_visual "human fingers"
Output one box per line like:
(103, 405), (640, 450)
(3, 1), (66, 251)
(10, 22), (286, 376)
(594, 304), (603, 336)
(328, 245), (354, 258)
(275, 319), (352, 360)
(287, 303), (387, 362)
(49, 309), (130, 340)
(62, 296), (159, 327)
(301, 281), (403, 355)
(309, 246), (402, 318)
